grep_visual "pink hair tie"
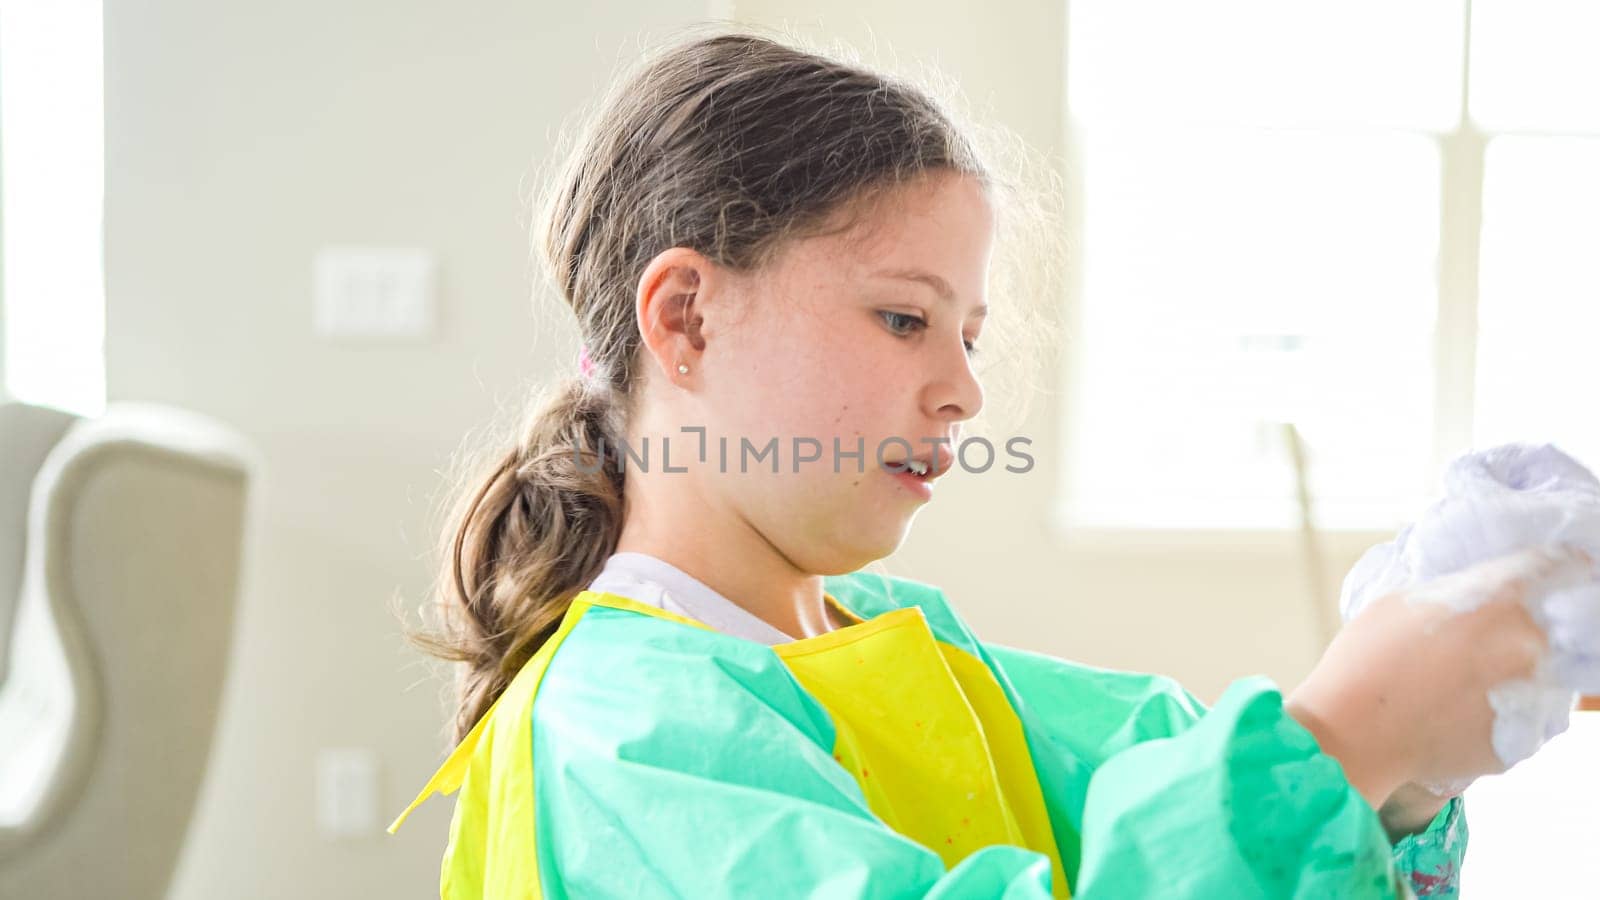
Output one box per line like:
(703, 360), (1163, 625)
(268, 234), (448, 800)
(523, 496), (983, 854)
(577, 344), (596, 378)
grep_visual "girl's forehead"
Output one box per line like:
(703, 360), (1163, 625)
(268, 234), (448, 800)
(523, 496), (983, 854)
(778, 177), (996, 284)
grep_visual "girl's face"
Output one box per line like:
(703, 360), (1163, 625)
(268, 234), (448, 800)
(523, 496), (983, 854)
(694, 171), (994, 574)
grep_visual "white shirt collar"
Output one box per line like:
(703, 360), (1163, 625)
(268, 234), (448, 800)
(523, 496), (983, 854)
(586, 551), (800, 645)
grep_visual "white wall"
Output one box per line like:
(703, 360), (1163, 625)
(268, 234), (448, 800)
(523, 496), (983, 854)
(105, 3), (710, 897)
(103, 2), (1393, 897)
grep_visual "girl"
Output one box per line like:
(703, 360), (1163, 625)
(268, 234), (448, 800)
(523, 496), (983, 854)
(390, 29), (1597, 898)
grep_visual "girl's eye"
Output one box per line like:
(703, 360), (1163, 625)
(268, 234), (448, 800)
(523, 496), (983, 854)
(879, 309), (978, 357)
(878, 310), (926, 336)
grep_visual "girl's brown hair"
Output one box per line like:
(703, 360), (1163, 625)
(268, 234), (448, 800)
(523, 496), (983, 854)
(404, 27), (1059, 745)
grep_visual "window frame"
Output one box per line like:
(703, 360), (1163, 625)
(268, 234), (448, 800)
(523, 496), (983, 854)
(1054, 0), (1591, 538)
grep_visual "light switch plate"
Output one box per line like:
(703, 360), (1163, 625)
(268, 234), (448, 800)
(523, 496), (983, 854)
(315, 747), (380, 838)
(313, 247), (436, 340)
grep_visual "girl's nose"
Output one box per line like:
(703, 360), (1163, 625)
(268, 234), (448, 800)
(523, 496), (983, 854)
(923, 342), (984, 423)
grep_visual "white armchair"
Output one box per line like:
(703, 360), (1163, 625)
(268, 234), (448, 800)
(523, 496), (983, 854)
(0, 401), (259, 899)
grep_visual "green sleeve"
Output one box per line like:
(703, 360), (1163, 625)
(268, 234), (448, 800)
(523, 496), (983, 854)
(1389, 796), (1467, 898)
(981, 642), (1467, 899)
(528, 610), (1058, 898)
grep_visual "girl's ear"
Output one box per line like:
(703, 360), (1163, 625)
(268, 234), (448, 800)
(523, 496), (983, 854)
(636, 247), (713, 383)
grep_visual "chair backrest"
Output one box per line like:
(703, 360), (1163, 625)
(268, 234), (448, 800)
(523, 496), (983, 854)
(0, 401), (260, 900)
(0, 402), (82, 675)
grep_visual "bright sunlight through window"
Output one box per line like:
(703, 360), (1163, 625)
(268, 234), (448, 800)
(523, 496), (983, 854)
(0, 0), (106, 416)
(1059, 0), (1600, 533)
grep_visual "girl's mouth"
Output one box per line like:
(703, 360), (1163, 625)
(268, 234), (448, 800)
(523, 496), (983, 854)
(887, 463), (934, 500)
(881, 449), (950, 501)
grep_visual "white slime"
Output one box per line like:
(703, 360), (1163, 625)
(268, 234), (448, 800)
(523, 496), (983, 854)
(1338, 442), (1600, 795)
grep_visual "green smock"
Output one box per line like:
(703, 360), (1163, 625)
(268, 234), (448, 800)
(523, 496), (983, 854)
(391, 571), (1466, 898)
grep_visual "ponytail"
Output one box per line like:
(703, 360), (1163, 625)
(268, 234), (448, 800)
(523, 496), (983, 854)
(407, 378), (624, 744)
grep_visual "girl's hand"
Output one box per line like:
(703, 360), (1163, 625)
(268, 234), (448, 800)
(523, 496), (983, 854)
(1285, 543), (1599, 812)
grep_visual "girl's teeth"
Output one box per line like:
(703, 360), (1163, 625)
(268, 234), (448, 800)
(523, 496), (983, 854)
(906, 460), (928, 476)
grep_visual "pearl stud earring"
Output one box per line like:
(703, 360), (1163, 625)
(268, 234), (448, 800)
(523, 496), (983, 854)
(677, 363), (689, 375)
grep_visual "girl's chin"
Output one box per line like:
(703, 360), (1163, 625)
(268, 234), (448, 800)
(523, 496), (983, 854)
(777, 480), (926, 569)
(849, 511), (921, 563)
(793, 516), (915, 575)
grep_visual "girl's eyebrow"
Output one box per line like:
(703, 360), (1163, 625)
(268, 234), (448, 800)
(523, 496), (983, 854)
(872, 267), (988, 317)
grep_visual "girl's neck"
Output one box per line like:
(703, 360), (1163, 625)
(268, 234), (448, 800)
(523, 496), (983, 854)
(613, 482), (833, 639)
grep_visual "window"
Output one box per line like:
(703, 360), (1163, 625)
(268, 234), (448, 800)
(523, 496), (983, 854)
(1469, 0), (1600, 458)
(0, 0), (106, 415)
(1059, 0), (1600, 531)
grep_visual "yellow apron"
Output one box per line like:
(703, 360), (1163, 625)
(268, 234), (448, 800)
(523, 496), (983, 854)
(391, 589), (1069, 898)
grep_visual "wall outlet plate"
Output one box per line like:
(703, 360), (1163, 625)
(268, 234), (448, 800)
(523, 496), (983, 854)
(313, 247), (437, 340)
(315, 747), (381, 838)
